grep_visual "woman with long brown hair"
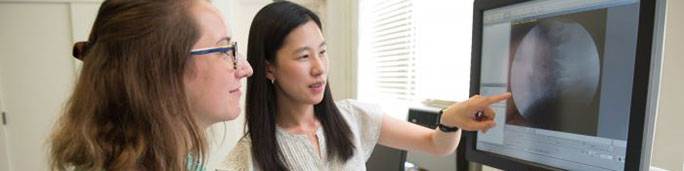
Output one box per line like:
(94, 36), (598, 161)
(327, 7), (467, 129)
(48, 0), (252, 170)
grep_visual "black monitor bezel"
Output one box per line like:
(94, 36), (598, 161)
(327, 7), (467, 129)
(466, 0), (657, 170)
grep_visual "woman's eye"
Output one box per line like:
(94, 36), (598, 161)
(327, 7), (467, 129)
(319, 50), (326, 55)
(220, 51), (230, 58)
(299, 54), (310, 59)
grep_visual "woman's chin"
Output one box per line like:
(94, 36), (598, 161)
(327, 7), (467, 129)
(310, 95), (325, 104)
(227, 113), (240, 120)
(222, 108), (241, 121)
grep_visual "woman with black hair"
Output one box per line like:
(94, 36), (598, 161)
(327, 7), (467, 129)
(222, 1), (510, 170)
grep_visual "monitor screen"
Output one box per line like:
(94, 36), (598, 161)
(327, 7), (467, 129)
(466, 0), (658, 170)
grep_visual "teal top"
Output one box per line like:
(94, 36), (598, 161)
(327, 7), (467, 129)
(187, 154), (207, 171)
(76, 155), (205, 171)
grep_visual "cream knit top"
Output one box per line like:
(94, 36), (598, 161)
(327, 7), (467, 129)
(221, 99), (384, 171)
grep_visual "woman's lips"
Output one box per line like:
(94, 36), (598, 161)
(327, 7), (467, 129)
(229, 87), (241, 95)
(309, 82), (324, 94)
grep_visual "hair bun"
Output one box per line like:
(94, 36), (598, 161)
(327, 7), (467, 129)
(72, 41), (91, 60)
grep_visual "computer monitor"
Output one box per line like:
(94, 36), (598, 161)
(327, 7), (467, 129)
(466, 0), (662, 170)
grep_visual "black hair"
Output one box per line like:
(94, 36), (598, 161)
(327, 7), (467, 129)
(245, 1), (355, 170)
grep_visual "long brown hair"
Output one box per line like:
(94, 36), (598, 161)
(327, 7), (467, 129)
(49, 0), (205, 170)
(246, 1), (355, 170)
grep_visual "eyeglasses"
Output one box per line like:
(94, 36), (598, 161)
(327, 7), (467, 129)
(190, 41), (238, 69)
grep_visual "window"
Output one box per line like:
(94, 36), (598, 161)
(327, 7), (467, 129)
(357, 0), (474, 113)
(359, 0), (417, 102)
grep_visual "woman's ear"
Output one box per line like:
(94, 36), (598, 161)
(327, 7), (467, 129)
(266, 61), (276, 83)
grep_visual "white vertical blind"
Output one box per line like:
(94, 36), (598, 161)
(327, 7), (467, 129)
(359, 0), (473, 106)
(367, 0), (416, 101)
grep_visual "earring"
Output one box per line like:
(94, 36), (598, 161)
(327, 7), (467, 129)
(270, 79), (275, 84)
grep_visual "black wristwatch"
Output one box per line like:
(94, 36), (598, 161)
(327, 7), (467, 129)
(437, 109), (460, 132)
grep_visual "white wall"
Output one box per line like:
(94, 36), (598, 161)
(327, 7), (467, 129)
(0, 2), (85, 170)
(325, 0), (357, 100)
(651, 0), (684, 170)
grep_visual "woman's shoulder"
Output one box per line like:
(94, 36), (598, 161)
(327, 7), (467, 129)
(335, 99), (383, 122)
(220, 136), (254, 171)
(231, 136), (252, 153)
(335, 99), (381, 115)
(335, 99), (385, 160)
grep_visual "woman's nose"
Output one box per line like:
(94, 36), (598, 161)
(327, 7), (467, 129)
(235, 53), (253, 78)
(310, 55), (325, 76)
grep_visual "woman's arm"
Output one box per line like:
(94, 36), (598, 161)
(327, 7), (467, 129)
(377, 93), (511, 156)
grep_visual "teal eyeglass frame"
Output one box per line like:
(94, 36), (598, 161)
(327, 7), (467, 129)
(190, 41), (238, 69)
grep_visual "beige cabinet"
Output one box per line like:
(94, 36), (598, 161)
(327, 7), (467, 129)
(0, 1), (100, 170)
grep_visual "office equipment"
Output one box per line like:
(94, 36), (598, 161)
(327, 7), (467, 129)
(467, 0), (663, 170)
(366, 145), (406, 171)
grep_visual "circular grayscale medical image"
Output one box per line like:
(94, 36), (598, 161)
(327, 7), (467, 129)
(510, 20), (600, 120)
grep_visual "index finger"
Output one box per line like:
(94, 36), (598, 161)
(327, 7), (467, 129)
(484, 92), (511, 104)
